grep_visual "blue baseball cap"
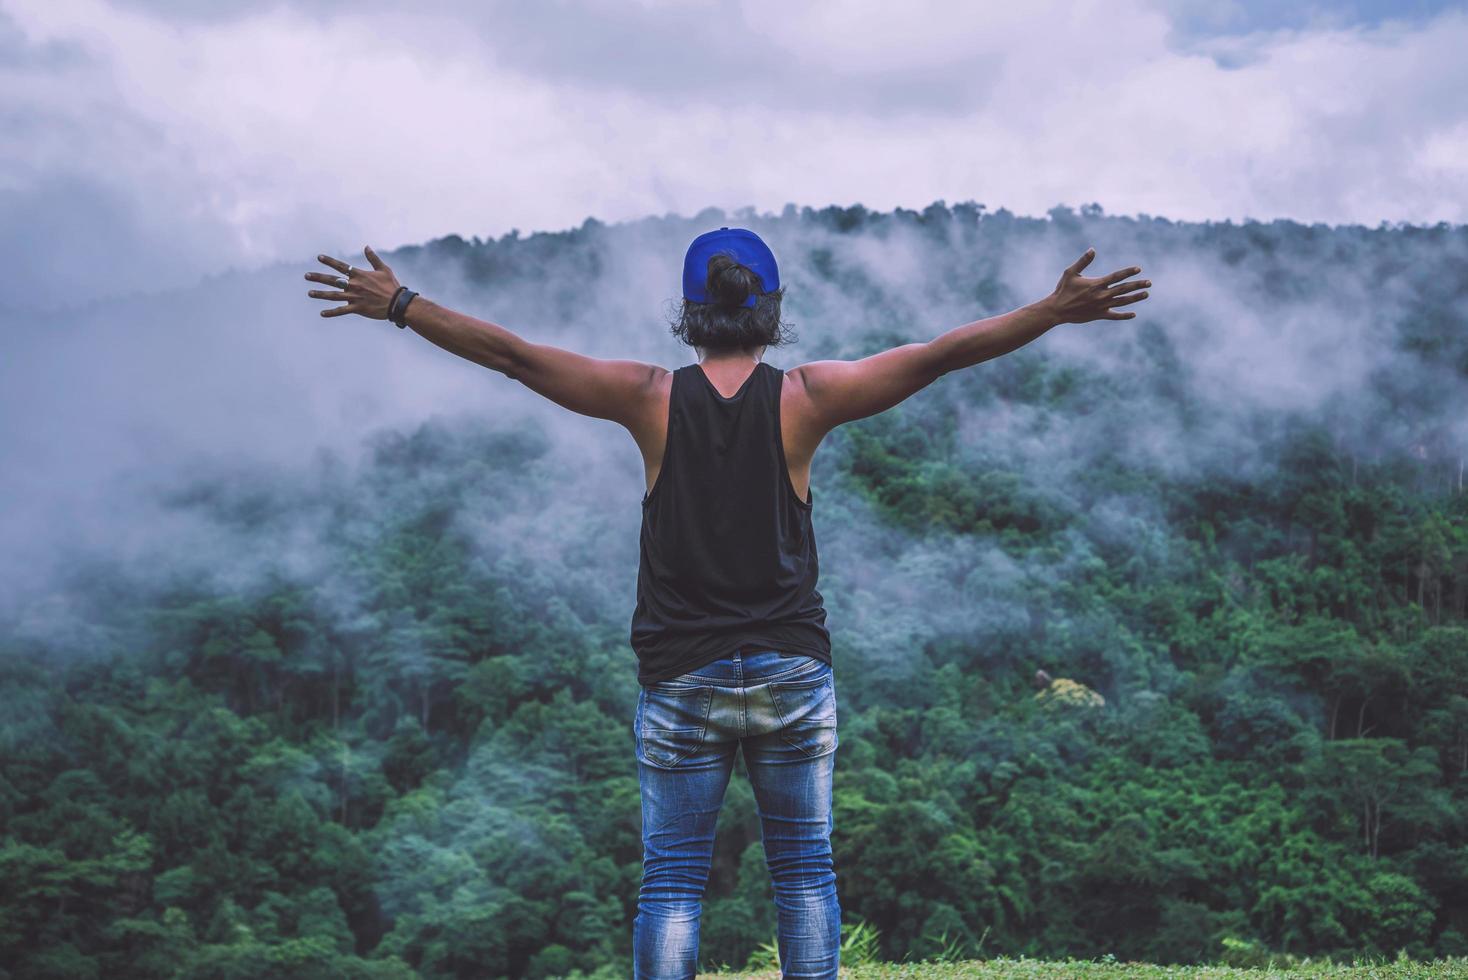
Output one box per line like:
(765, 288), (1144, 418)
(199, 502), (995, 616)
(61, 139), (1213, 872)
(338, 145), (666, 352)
(682, 226), (780, 309)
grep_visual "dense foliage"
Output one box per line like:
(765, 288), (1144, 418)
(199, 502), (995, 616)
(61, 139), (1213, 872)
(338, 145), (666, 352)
(3, 201), (1467, 978)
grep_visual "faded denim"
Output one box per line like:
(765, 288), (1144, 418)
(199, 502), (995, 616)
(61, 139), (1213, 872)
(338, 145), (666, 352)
(632, 648), (841, 979)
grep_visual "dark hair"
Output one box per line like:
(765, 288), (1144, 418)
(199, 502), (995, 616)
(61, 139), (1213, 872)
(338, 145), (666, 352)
(667, 251), (797, 352)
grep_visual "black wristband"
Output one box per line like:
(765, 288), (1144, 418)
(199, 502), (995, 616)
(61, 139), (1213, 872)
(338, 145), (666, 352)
(387, 285), (407, 322)
(397, 290), (418, 327)
(389, 287), (418, 328)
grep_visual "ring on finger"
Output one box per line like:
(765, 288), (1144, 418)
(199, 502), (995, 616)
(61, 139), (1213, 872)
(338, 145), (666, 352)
(335, 276), (348, 289)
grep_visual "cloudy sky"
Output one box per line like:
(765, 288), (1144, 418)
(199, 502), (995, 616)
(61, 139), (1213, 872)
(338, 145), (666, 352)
(4, 0), (1467, 313)
(3, 0), (1466, 657)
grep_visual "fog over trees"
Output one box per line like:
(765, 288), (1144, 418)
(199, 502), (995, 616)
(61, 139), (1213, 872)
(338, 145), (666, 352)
(2, 201), (1466, 975)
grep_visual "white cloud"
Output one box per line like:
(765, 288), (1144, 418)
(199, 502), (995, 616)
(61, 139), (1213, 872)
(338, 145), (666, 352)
(1, 0), (1465, 312)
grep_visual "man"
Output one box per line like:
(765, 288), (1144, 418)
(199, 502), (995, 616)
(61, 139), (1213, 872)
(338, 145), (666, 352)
(305, 227), (1148, 978)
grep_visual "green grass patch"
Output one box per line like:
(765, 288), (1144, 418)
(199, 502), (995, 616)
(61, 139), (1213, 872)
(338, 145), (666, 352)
(700, 954), (1468, 979)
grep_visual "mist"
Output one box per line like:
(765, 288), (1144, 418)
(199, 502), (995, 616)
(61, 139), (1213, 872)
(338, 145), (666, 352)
(4, 201), (1464, 693)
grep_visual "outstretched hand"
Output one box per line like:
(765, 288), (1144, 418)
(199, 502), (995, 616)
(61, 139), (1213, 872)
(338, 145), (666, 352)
(1047, 248), (1150, 324)
(304, 246), (402, 319)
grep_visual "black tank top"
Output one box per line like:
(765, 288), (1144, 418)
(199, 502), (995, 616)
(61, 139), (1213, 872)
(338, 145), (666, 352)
(630, 360), (831, 686)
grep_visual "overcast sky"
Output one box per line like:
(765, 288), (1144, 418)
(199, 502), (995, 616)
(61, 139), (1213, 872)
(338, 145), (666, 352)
(3, 0), (1467, 312)
(3, 0), (1466, 660)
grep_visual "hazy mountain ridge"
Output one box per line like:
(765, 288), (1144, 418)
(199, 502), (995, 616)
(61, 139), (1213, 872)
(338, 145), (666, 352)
(1, 200), (1466, 975)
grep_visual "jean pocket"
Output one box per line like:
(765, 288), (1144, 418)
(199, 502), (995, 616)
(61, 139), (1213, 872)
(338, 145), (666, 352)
(764, 653), (826, 683)
(768, 664), (837, 758)
(637, 684), (713, 769)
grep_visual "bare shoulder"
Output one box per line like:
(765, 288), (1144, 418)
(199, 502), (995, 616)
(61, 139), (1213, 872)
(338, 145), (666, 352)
(625, 364), (674, 453)
(783, 344), (938, 431)
(782, 362), (818, 404)
(610, 359), (670, 421)
(632, 363), (673, 417)
(507, 344), (671, 428)
(780, 363), (832, 459)
(641, 363), (673, 390)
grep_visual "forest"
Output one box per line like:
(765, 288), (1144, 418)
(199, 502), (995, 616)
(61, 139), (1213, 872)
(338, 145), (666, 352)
(2, 200), (1466, 978)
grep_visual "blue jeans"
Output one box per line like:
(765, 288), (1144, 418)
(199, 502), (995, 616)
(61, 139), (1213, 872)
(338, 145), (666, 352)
(632, 648), (841, 979)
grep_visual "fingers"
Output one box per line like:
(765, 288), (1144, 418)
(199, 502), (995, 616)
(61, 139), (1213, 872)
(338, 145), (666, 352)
(307, 256), (364, 316)
(1106, 277), (1151, 295)
(1109, 290), (1149, 307)
(364, 245), (387, 271)
(1100, 310), (1137, 319)
(1099, 266), (1143, 287)
(304, 272), (349, 289)
(1066, 247), (1095, 275)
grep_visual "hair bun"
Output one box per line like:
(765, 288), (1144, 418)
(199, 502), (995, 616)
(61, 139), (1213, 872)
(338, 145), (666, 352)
(706, 252), (762, 310)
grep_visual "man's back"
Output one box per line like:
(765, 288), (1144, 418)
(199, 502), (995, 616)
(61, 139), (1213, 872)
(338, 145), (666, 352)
(631, 358), (827, 503)
(630, 360), (830, 687)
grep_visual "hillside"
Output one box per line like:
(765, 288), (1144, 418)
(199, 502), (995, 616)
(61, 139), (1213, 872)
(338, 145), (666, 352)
(2, 201), (1466, 975)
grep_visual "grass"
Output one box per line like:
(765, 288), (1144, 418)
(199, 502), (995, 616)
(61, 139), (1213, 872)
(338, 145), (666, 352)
(692, 922), (1468, 978)
(698, 955), (1468, 979)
